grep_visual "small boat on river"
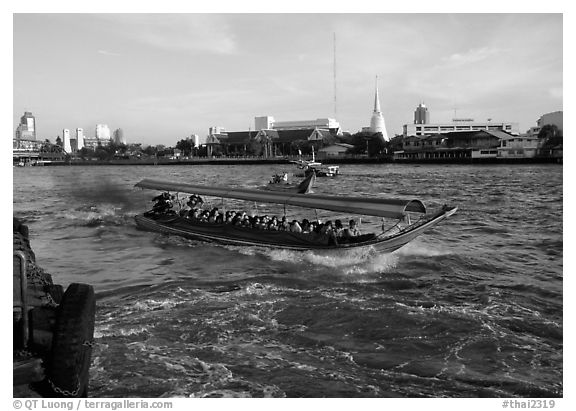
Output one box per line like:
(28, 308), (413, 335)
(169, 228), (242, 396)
(134, 178), (457, 253)
(292, 147), (340, 178)
(264, 171), (316, 194)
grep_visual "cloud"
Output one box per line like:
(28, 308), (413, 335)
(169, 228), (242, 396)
(442, 47), (500, 66)
(548, 87), (563, 100)
(97, 49), (122, 56)
(99, 14), (237, 55)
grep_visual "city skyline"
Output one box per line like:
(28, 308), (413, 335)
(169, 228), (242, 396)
(13, 13), (562, 146)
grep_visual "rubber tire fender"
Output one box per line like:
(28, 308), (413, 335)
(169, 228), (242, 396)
(45, 283), (96, 397)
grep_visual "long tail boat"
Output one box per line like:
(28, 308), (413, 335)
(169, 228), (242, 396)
(134, 178), (457, 252)
(264, 171), (316, 194)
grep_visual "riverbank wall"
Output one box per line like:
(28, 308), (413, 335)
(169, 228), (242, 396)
(34, 156), (562, 167)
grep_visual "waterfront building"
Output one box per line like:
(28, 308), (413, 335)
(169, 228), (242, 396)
(206, 114), (342, 157)
(317, 143), (354, 159)
(13, 138), (65, 164)
(83, 137), (106, 150)
(13, 138), (44, 151)
(403, 103), (519, 137)
(497, 135), (539, 159)
(62, 129), (72, 153)
(369, 76), (389, 140)
(95, 124), (111, 140)
(76, 128), (84, 150)
(113, 128), (126, 145)
(525, 126), (541, 138)
(15, 111), (36, 140)
(521, 111), (562, 140)
(537, 111), (563, 134)
(205, 127), (337, 158)
(403, 119), (519, 137)
(414, 103), (430, 124)
(394, 130), (506, 161)
(205, 127), (228, 157)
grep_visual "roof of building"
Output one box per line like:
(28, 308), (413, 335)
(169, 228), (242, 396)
(224, 131), (257, 144)
(432, 130), (507, 140)
(310, 129), (334, 140)
(318, 143), (354, 152)
(275, 129), (315, 143)
(483, 129), (516, 140)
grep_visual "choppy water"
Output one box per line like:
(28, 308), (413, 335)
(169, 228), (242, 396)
(13, 163), (563, 398)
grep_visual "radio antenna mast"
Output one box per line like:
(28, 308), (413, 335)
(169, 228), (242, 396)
(333, 32), (337, 119)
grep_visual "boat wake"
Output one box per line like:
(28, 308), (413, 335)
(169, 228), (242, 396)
(393, 239), (454, 257)
(61, 204), (134, 227)
(257, 246), (399, 278)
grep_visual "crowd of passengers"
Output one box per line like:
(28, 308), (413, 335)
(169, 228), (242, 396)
(149, 192), (363, 243)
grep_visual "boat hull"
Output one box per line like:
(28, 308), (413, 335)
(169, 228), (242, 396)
(134, 207), (456, 253)
(264, 171), (316, 194)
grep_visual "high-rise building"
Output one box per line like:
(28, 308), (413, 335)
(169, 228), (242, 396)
(414, 103), (430, 124)
(255, 116), (275, 130)
(76, 128), (84, 150)
(15, 111), (36, 140)
(113, 128), (126, 144)
(95, 124), (111, 141)
(62, 129), (72, 153)
(369, 76), (388, 140)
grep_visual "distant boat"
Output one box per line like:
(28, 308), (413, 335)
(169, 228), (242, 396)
(264, 170), (316, 194)
(134, 178), (457, 253)
(292, 147), (339, 177)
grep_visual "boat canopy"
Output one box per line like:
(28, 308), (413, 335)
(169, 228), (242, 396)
(135, 178), (426, 219)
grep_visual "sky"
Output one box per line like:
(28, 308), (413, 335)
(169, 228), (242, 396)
(12, 11), (563, 147)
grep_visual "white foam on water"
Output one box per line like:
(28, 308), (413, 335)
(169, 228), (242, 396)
(60, 204), (126, 226)
(264, 246), (400, 279)
(393, 239), (453, 257)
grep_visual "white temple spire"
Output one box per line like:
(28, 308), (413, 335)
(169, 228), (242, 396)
(369, 75), (389, 141)
(374, 75), (381, 113)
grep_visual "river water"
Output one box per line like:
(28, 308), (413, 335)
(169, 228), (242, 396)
(12, 163), (563, 398)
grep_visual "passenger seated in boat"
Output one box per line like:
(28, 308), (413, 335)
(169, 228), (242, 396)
(319, 220), (339, 245)
(187, 194), (204, 209)
(268, 216), (279, 231)
(343, 219), (361, 239)
(290, 220), (302, 233)
(152, 192), (169, 203)
(232, 213), (243, 226)
(270, 172), (289, 184)
(301, 219), (311, 233)
(208, 208), (219, 223)
(279, 216), (290, 231)
(258, 216), (269, 230)
(312, 221), (322, 234)
(319, 220), (333, 236)
(151, 192), (174, 215)
(334, 220), (344, 238)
